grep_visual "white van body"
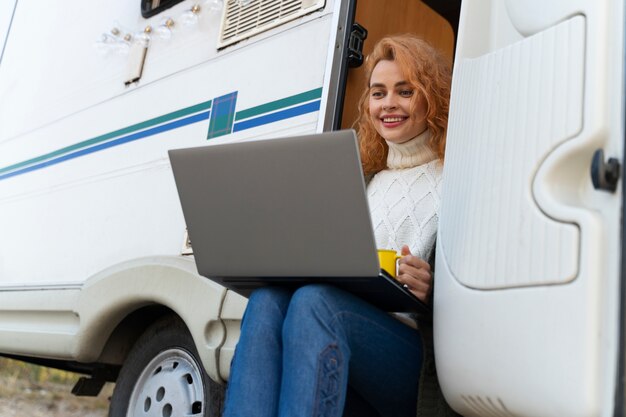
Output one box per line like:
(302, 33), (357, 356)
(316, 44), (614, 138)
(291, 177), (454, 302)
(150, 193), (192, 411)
(0, 0), (624, 416)
(0, 0), (337, 357)
(0, 0), (342, 411)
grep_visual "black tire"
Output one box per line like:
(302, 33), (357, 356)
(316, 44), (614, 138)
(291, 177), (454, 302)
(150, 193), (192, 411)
(108, 315), (225, 417)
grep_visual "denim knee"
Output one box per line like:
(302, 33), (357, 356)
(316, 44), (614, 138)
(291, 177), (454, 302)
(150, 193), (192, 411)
(247, 286), (291, 313)
(289, 284), (342, 314)
(242, 287), (292, 330)
(284, 284), (347, 332)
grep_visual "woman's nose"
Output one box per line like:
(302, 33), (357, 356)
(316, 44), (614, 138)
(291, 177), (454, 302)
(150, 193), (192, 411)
(381, 95), (398, 111)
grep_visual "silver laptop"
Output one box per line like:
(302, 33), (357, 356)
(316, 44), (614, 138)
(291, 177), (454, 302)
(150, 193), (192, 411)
(168, 130), (428, 313)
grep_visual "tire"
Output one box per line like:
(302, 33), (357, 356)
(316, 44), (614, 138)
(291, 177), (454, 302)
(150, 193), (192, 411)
(108, 315), (225, 417)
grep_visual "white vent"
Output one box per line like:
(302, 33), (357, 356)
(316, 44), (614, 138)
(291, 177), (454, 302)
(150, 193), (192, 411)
(218, 0), (326, 48)
(461, 395), (518, 417)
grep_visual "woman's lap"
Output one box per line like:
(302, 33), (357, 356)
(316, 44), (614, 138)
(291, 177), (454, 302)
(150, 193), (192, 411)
(225, 285), (422, 417)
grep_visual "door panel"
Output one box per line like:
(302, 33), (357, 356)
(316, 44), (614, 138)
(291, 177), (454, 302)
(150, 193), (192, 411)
(436, 0), (624, 416)
(441, 15), (584, 289)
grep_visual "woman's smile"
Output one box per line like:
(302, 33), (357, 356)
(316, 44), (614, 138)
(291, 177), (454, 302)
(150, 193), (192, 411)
(380, 114), (409, 128)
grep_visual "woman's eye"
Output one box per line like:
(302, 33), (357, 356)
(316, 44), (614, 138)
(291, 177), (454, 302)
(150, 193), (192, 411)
(400, 90), (414, 97)
(371, 90), (384, 98)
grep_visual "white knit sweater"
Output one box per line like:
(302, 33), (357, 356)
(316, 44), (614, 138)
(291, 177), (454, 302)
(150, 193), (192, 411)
(367, 130), (443, 262)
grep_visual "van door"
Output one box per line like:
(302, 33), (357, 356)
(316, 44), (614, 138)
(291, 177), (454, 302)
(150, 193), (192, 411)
(436, 1), (624, 416)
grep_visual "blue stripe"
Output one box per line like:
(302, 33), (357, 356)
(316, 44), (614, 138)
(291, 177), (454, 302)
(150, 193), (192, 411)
(0, 111), (210, 181)
(232, 100), (321, 133)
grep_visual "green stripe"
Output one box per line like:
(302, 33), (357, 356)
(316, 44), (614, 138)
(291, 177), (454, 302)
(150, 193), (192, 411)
(235, 87), (322, 121)
(0, 99), (212, 175)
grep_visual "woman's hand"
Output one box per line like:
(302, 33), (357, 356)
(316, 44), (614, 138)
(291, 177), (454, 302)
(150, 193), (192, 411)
(396, 245), (432, 303)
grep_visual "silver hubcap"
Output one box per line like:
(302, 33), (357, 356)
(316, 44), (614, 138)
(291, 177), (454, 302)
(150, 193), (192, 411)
(127, 348), (205, 417)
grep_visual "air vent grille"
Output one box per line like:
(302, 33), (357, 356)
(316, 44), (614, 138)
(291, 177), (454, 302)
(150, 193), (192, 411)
(218, 0), (325, 48)
(461, 395), (518, 417)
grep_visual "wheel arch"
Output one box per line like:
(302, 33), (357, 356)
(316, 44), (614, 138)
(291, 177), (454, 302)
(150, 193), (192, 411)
(96, 304), (176, 366)
(74, 256), (229, 383)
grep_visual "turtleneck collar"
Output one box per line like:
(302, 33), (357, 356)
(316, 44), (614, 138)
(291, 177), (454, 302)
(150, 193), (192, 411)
(386, 129), (437, 169)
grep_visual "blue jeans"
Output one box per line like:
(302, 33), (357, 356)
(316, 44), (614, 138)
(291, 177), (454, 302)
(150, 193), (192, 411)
(223, 284), (423, 417)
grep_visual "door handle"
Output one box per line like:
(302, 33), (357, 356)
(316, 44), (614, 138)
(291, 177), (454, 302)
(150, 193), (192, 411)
(591, 148), (620, 193)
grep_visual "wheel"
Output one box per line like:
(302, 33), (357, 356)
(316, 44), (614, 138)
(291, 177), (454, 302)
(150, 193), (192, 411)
(109, 315), (225, 417)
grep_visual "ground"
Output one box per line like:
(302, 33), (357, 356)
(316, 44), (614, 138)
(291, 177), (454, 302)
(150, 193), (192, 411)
(0, 358), (113, 417)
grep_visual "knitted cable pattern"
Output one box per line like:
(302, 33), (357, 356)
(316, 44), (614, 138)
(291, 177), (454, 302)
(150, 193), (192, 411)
(368, 159), (442, 259)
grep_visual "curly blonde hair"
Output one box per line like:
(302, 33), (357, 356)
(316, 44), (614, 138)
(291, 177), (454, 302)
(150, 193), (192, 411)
(357, 34), (451, 176)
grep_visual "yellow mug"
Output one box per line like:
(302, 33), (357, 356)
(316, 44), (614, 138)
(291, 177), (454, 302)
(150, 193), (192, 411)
(377, 249), (401, 278)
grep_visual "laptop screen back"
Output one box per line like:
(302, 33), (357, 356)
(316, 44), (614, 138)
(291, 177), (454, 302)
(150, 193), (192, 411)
(168, 130), (380, 283)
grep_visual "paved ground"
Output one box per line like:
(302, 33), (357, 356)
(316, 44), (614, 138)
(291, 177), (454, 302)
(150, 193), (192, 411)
(0, 397), (107, 417)
(0, 372), (112, 417)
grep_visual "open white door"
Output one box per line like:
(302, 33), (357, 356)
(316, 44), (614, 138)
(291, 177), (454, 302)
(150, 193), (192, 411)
(436, 0), (625, 416)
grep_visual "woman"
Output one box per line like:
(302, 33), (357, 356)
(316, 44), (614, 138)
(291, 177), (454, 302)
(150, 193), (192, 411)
(223, 34), (451, 417)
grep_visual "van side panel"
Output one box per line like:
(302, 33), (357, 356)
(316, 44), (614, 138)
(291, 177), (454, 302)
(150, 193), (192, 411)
(0, 1), (334, 286)
(0, 0), (16, 60)
(0, 0), (338, 385)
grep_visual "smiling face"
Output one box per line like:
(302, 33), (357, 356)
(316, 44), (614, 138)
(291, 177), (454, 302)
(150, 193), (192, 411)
(368, 60), (427, 144)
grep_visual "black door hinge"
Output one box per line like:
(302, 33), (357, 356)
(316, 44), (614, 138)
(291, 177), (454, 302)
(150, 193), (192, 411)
(347, 23), (368, 68)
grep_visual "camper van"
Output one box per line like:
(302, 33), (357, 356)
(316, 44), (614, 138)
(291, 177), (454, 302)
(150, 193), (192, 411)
(0, 0), (623, 416)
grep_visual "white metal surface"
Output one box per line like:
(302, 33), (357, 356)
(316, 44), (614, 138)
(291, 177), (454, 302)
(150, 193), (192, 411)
(441, 16), (584, 289)
(0, 0), (335, 384)
(0, 0), (16, 58)
(0, 257), (229, 383)
(436, 0), (624, 416)
(0, 0), (333, 287)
